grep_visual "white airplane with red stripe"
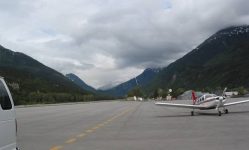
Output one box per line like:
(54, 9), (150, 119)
(155, 88), (249, 116)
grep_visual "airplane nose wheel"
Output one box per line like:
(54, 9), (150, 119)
(218, 111), (222, 116)
(191, 111), (194, 116)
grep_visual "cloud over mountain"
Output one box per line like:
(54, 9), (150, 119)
(0, 0), (249, 88)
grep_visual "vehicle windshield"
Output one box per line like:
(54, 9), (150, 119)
(0, 80), (12, 110)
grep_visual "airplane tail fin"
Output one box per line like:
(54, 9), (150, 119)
(191, 90), (197, 104)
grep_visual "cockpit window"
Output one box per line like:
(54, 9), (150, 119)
(205, 94), (216, 99)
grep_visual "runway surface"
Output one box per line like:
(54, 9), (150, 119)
(16, 98), (249, 150)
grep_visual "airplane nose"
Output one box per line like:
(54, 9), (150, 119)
(219, 96), (224, 100)
(216, 97), (223, 100)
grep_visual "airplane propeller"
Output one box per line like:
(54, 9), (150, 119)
(216, 88), (227, 116)
(216, 96), (224, 110)
(222, 87), (227, 98)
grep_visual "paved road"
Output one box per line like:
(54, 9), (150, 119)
(16, 98), (249, 150)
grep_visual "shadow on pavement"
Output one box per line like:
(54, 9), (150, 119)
(156, 110), (249, 118)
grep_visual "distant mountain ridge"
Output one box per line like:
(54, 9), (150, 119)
(0, 45), (91, 104)
(98, 82), (120, 90)
(102, 68), (160, 97)
(66, 73), (97, 93)
(145, 25), (249, 93)
(1, 25), (248, 102)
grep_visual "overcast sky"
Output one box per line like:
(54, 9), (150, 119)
(0, 0), (249, 88)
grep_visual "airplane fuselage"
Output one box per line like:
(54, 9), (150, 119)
(194, 94), (226, 110)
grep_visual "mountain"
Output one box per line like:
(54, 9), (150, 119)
(66, 73), (97, 93)
(146, 25), (249, 94)
(98, 82), (120, 90)
(0, 45), (93, 105)
(103, 68), (160, 97)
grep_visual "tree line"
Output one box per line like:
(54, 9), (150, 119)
(126, 86), (248, 99)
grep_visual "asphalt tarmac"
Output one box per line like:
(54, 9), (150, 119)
(16, 98), (249, 150)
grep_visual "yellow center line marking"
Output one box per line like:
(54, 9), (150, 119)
(86, 129), (94, 133)
(97, 123), (105, 127)
(49, 105), (139, 150)
(77, 133), (86, 138)
(92, 126), (100, 130)
(65, 138), (76, 144)
(50, 146), (63, 150)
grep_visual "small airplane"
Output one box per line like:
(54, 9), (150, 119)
(155, 88), (249, 116)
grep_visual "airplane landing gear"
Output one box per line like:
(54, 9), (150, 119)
(218, 111), (222, 116)
(191, 111), (194, 116)
(224, 109), (228, 114)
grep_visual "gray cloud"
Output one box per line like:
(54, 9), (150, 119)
(0, 0), (249, 88)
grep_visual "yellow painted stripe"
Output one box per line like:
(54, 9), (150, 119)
(92, 126), (100, 130)
(49, 106), (137, 150)
(97, 123), (105, 127)
(86, 129), (94, 133)
(77, 133), (86, 138)
(65, 138), (76, 144)
(50, 145), (63, 150)
(111, 116), (118, 119)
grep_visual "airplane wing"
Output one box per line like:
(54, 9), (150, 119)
(155, 102), (207, 109)
(224, 99), (249, 107)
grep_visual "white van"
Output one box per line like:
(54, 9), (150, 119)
(0, 77), (19, 150)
